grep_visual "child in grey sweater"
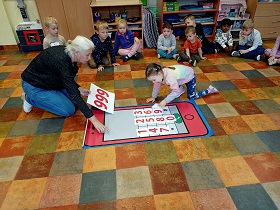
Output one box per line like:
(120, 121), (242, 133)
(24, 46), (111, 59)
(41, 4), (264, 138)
(157, 22), (178, 59)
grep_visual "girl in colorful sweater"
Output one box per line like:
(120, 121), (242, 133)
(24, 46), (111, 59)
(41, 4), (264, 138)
(145, 63), (218, 108)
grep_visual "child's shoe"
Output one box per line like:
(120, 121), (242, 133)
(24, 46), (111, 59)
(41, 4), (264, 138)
(122, 55), (130, 62)
(158, 54), (161, 59)
(191, 59), (197, 67)
(134, 52), (142, 60)
(21, 92), (32, 113)
(173, 54), (178, 59)
(256, 54), (266, 61)
(173, 54), (181, 62)
(207, 85), (218, 94)
(269, 59), (277, 66)
(231, 51), (240, 57)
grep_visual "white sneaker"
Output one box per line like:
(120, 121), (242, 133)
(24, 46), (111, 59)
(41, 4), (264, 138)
(207, 85), (218, 94)
(256, 55), (261, 61)
(173, 54), (179, 59)
(269, 59), (277, 66)
(21, 92), (32, 113)
(158, 54), (161, 59)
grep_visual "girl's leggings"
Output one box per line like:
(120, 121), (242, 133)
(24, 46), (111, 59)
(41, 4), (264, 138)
(186, 74), (209, 99)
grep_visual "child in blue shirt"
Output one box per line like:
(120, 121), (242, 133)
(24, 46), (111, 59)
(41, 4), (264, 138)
(89, 21), (120, 71)
(231, 19), (265, 60)
(112, 19), (142, 62)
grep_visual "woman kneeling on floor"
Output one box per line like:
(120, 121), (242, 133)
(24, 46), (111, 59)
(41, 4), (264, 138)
(21, 35), (109, 133)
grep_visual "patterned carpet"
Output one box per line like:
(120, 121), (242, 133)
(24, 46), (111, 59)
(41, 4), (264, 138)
(0, 42), (280, 209)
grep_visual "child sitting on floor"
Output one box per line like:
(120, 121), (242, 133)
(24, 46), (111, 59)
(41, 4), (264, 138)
(214, 18), (234, 52)
(43, 16), (66, 49)
(183, 14), (218, 54)
(263, 35), (280, 65)
(145, 63), (218, 108)
(112, 19), (142, 62)
(175, 26), (206, 67)
(88, 20), (120, 71)
(231, 19), (265, 60)
(157, 21), (178, 59)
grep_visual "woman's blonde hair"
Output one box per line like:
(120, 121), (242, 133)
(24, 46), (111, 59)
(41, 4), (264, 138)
(44, 16), (58, 28)
(65, 36), (94, 60)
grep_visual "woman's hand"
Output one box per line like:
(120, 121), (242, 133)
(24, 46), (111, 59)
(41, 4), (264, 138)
(146, 97), (155, 103)
(78, 87), (90, 96)
(89, 115), (109, 133)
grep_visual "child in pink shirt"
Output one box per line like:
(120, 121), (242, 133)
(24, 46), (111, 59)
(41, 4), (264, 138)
(264, 35), (280, 65)
(145, 63), (218, 108)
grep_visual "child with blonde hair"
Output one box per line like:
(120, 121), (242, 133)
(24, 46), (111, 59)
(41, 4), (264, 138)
(145, 63), (218, 108)
(112, 19), (142, 62)
(88, 20), (120, 71)
(231, 19), (265, 60)
(182, 14), (218, 54)
(43, 16), (66, 49)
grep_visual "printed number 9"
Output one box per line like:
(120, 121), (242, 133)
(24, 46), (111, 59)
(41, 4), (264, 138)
(97, 88), (109, 97)
(94, 100), (107, 110)
(95, 94), (108, 103)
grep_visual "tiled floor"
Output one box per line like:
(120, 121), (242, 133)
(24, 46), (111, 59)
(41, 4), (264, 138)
(0, 41), (280, 209)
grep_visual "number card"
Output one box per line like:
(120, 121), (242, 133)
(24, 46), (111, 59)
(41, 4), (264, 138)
(87, 83), (115, 114)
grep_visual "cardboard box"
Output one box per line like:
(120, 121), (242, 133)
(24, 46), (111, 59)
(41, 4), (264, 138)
(163, 2), (179, 11)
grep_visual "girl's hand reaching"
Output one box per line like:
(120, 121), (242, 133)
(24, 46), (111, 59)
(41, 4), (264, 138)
(159, 100), (167, 108)
(146, 97), (155, 103)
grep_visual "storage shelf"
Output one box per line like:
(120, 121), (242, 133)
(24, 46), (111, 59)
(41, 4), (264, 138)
(157, 0), (220, 42)
(163, 8), (218, 15)
(107, 21), (142, 26)
(90, 0), (144, 48)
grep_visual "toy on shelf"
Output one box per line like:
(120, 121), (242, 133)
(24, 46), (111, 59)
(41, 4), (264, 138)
(218, 0), (247, 20)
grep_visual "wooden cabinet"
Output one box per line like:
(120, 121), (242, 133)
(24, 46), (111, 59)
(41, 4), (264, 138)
(246, 1), (280, 40)
(157, 0), (220, 42)
(35, 0), (94, 41)
(90, 0), (144, 48)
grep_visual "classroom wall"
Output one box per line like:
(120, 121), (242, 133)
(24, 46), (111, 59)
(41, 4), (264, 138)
(0, 0), (39, 45)
(0, 0), (157, 46)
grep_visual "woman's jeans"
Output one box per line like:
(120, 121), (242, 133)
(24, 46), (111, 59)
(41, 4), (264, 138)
(22, 80), (75, 117)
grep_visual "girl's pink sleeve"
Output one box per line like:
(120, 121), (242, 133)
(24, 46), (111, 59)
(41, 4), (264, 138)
(151, 82), (161, 98)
